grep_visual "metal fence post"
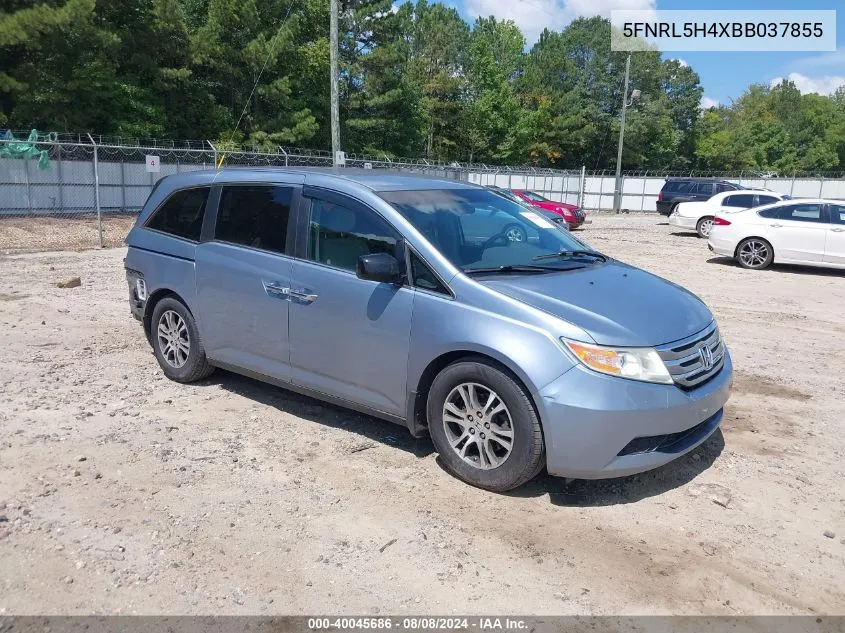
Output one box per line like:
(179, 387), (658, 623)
(579, 166), (586, 209)
(120, 157), (126, 212)
(279, 146), (288, 167)
(87, 133), (103, 248)
(790, 171), (796, 197)
(57, 144), (65, 214)
(641, 171), (648, 212)
(208, 140), (218, 169)
(24, 155), (32, 214)
(819, 176), (824, 198)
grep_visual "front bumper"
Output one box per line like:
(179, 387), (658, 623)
(539, 349), (733, 479)
(125, 268), (146, 322)
(668, 214), (697, 231)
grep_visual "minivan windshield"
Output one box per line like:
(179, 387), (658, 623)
(379, 188), (600, 272)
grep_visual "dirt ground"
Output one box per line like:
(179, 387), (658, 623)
(1, 213), (843, 616)
(0, 214), (135, 253)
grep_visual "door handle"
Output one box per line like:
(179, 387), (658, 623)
(262, 280), (289, 297)
(288, 289), (318, 303)
(831, 228), (845, 233)
(769, 223), (782, 228)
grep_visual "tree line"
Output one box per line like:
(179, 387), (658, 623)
(2, 0), (844, 173)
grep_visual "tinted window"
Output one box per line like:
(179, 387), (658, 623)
(410, 251), (449, 294)
(662, 181), (691, 194)
(146, 187), (209, 241)
(829, 204), (845, 225)
(715, 183), (734, 193)
(757, 195), (780, 206)
(308, 198), (399, 272)
(723, 194), (755, 208)
(758, 207), (781, 219)
(691, 182), (714, 196)
(777, 203), (823, 222)
(215, 185), (293, 254)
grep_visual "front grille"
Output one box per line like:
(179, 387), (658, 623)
(656, 322), (724, 389)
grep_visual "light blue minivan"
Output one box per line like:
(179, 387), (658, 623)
(125, 169), (732, 491)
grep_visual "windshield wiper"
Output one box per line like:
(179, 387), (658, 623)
(532, 249), (607, 263)
(463, 264), (571, 275)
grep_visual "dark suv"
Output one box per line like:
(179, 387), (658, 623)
(656, 179), (743, 216)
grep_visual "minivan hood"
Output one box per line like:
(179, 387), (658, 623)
(477, 260), (713, 347)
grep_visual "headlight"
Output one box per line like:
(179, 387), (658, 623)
(563, 339), (673, 384)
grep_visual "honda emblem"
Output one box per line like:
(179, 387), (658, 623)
(699, 345), (714, 370)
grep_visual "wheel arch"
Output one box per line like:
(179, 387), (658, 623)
(407, 349), (543, 439)
(143, 288), (192, 344)
(734, 235), (774, 261)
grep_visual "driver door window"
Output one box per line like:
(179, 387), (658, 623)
(307, 199), (400, 272)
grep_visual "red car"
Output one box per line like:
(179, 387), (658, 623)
(512, 190), (585, 228)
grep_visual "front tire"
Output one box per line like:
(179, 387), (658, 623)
(696, 216), (715, 238)
(736, 237), (773, 270)
(427, 358), (545, 492)
(151, 297), (215, 383)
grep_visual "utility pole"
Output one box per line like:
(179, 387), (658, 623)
(330, 0), (341, 167)
(613, 53), (637, 214)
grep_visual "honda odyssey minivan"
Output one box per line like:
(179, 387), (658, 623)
(125, 169), (732, 491)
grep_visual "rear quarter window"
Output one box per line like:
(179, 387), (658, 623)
(145, 187), (210, 241)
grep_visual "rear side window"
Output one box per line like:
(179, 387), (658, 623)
(723, 194), (755, 208)
(146, 187), (210, 241)
(215, 185), (294, 254)
(829, 204), (845, 225)
(662, 181), (689, 194)
(757, 195), (780, 206)
(762, 203), (823, 222)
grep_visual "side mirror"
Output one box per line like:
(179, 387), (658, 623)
(357, 252), (401, 284)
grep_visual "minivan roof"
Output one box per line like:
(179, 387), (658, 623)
(175, 167), (476, 192)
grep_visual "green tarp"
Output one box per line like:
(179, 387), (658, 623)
(0, 129), (55, 170)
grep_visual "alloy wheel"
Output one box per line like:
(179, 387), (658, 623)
(442, 382), (514, 470)
(157, 310), (190, 368)
(738, 240), (769, 268)
(698, 218), (714, 237)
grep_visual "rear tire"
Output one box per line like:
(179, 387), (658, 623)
(427, 358), (544, 492)
(696, 216), (715, 238)
(735, 238), (773, 270)
(151, 297), (215, 383)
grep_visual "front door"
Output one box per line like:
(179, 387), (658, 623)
(195, 183), (299, 380)
(288, 190), (413, 417)
(823, 203), (845, 266)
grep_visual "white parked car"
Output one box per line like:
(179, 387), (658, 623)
(669, 190), (789, 238)
(708, 199), (845, 270)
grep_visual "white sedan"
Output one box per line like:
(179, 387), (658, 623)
(708, 199), (845, 270)
(669, 190), (788, 238)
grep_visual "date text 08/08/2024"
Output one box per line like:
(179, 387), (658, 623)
(307, 617), (528, 630)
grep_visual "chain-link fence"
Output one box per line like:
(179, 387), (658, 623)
(2, 134), (844, 252)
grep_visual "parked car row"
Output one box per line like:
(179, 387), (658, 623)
(669, 190), (789, 238)
(660, 177), (845, 272)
